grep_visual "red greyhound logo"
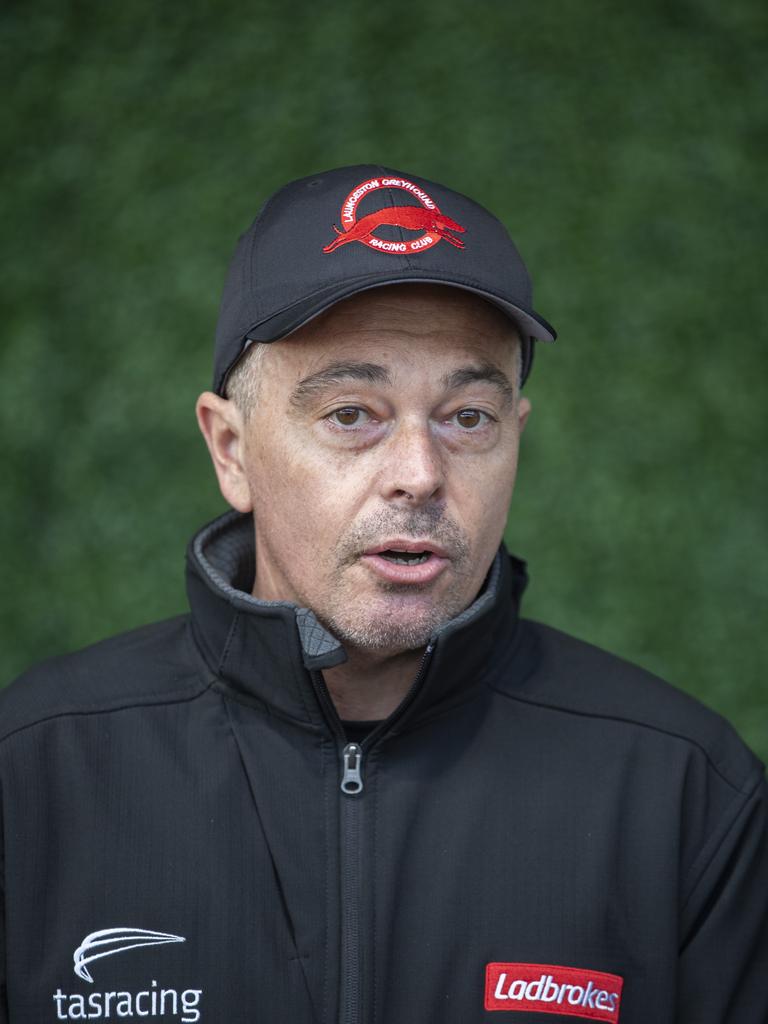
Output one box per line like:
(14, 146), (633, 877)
(323, 176), (465, 255)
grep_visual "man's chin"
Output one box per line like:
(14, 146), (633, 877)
(315, 564), (479, 654)
(322, 596), (462, 655)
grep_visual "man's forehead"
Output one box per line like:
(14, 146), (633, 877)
(287, 357), (518, 412)
(266, 284), (521, 377)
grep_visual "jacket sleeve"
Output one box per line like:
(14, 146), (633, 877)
(0, 899), (6, 1023)
(676, 773), (768, 1021)
(0, 810), (6, 1023)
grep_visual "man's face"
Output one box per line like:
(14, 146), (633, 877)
(238, 284), (530, 655)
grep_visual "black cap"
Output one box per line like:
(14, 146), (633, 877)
(213, 165), (556, 393)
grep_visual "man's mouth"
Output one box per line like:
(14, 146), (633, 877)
(377, 549), (432, 566)
(360, 541), (451, 584)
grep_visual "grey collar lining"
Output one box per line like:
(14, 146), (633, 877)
(192, 511), (344, 664)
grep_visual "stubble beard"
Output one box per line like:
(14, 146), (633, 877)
(316, 506), (476, 654)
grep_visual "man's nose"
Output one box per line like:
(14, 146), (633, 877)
(380, 420), (444, 506)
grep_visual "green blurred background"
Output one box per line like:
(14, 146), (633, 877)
(1, 0), (766, 760)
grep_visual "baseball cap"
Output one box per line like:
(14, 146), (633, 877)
(213, 164), (556, 393)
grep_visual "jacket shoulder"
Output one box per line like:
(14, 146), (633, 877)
(0, 615), (208, 743)
(502, 619), (763, 793)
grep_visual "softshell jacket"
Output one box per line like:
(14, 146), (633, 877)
(1, 511), (766, 1023)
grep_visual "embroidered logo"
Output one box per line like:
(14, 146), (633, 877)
(73, 927), (186, 983)
(485, 962), (624, 1022)
(52, 928), (202, 1021)
(323, 176), (465, 255)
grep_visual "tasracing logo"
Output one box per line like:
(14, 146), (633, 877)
(52, 927), (203, 1022)
(485, 962), (624, 1021)
(73, 927), (185, 983)
(323, 176), (466, 255)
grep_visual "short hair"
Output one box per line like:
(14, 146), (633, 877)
(224, 342), (268, 419)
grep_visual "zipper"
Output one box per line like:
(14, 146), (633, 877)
(332, 640), (437, 1024)
(341, 743), (364, 795)
(338, 745), (363, 1024)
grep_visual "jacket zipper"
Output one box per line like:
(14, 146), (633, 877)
(338, 743), (363, 1024)
(329, 641), (436, 1024)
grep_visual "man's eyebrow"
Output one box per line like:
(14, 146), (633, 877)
(289, 361), (392, 409)
(441, 363), (517, 405)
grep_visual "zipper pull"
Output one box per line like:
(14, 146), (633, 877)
(341, 743), (364, 795)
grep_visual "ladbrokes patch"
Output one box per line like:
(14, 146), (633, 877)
(485, 962), (623, 1021)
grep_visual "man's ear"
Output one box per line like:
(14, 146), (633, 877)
(517, 395), (532, 435)
(195, 392), (253, 512)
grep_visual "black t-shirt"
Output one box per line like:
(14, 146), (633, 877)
(342, 719), (382, 743)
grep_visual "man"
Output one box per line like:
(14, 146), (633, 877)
(1, 166), (765, 1023)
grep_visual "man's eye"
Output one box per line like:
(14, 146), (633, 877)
(454, 408), (489, 429)
(329, 407), (368, 427)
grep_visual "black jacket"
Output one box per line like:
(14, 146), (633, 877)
(1, 511), (766, 1023)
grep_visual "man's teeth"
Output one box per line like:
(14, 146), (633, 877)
(380, 550), (431, 565)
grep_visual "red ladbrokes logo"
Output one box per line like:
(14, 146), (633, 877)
(485, 963), (624, 1022)
(322, 176), (465, 255)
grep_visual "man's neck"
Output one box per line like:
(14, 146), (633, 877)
(322, 646), (426, 722)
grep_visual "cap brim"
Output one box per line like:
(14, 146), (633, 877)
(244, 272), (556, 346)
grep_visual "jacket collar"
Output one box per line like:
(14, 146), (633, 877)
(186, 510), (530, 733)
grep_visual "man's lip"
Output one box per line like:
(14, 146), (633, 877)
(360, 551), (450, 585)
(363, 539), (450, 558)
